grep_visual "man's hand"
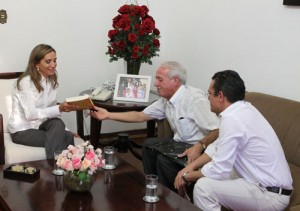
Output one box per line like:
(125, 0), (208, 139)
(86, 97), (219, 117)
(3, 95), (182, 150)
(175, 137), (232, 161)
(174, 168), (202, 195)
(174, 167), (191, 193)
(178, 143), (202, 164)
(89, 106), (110, 120)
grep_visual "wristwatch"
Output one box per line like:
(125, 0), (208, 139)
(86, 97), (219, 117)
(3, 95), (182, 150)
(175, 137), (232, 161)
(182, 171), (189, 182)
(200, 142), (206, 150)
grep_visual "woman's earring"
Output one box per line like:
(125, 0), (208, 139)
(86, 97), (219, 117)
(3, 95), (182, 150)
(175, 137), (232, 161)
(36, 67), (39, 71)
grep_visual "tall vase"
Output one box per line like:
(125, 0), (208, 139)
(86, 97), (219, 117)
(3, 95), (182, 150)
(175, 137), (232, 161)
(125, 60), (141, 75)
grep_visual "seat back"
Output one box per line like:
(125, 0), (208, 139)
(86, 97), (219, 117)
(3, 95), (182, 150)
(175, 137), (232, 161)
(0, 72), (22, 164)
(0, 72), (22, 132)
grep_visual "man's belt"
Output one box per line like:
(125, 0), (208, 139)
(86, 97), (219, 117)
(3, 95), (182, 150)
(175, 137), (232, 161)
(266, 186), (293, 196)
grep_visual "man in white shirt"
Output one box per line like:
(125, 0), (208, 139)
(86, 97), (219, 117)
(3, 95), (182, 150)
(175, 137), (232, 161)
(90, 61), (219, 192)
(174, 70), (293, 210)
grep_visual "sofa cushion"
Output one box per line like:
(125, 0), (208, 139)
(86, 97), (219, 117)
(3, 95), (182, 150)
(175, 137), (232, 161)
(288, 163), (300, 210)
(4, 132), (84, 164)
(245, 92), (300, 167)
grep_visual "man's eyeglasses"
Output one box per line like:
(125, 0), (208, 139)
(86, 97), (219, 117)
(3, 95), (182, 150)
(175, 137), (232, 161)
(205, 92), (211, 98)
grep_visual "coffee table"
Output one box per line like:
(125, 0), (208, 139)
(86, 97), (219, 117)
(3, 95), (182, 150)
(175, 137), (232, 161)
(0, 156), (200, 210)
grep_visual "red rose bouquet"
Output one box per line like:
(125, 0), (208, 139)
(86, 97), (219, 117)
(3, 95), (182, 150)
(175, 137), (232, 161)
(106, 4), (160, 66)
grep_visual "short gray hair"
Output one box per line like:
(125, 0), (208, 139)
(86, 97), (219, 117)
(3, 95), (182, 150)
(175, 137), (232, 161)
(159, 61), (187, 85)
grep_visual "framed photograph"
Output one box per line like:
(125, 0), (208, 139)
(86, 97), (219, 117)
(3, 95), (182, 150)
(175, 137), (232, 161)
(283, 0), (300, 5)
(113, 74), (152, 102)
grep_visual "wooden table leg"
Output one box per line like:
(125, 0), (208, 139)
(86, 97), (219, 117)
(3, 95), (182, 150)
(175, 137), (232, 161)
(90, 117), (101, 148)
(147, 119), (156, 137)
(76, 110), (84, 139)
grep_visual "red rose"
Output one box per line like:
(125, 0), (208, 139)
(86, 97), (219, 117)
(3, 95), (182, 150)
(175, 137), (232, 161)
(153, 28), (160, 36)
(153, 39), (160, 47)
(132, 52), (139, 59)
(142, 17), (155, 33)
(142, 45), (149, 56)
(112, 15), (122, 28)
(138, 29), (146, 36)
(108, 47), (115, 55)
(116, 41), (126, 51)
(140, 5), (149, 17)
(118, 5), (131, 14)
(132, 45), (140, 53)
(131, 5), (141, 16)
(134, 24), (145, 35)
(116, 14), (131, 30)
(108, 30), (119, 39)
(128, 33), (137, 43)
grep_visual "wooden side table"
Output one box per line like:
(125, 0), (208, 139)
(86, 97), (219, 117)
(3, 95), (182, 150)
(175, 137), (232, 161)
(76, 90), (159, 148)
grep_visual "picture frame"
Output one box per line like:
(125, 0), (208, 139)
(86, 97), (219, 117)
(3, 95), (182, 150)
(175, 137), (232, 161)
(113, 74), (152, 102)
(283, 0), (300, 5)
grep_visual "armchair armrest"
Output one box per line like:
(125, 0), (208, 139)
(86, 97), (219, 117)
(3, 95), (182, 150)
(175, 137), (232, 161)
(156, 119), (174, 139)
(0, 114), (5, 165)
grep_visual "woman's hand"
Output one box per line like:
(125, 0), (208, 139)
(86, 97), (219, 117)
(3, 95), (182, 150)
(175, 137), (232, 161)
(59, 102), (78, 112)
(71, 132), (80, 138)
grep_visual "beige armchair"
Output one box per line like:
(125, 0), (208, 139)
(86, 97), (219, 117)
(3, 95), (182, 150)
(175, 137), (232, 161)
(0, 72), (84, 165)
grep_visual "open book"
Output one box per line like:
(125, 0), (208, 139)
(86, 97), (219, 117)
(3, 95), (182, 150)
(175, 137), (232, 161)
(65, 95), (94, 110)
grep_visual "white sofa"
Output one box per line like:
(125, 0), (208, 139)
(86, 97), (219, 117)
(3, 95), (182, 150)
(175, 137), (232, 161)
(0, 72), (84, 165)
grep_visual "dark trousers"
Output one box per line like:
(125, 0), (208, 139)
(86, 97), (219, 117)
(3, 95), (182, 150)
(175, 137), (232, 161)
(11, 118), (74, 159)
(142, 137), (183, 192)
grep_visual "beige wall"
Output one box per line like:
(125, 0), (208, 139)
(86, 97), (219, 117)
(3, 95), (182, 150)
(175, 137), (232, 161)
(1, 0), (300, 134)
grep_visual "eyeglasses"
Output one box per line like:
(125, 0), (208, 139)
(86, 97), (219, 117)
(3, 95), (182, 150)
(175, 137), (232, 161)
(205, 92), (211, 98)
(206, 91), (222, 98)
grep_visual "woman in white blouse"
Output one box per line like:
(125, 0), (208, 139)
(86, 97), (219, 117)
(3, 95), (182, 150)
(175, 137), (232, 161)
(8, 44), (78, 159)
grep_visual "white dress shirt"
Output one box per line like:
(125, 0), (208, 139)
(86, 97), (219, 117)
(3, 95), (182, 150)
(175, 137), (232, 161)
(143, 85), (219, 144)
(8, 75), (61, 133)
(202, 101), (293, 189)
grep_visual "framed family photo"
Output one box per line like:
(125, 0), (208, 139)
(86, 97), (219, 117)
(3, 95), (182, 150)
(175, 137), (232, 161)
(283, 0), (300, 5)
(113, 74), (152, 103)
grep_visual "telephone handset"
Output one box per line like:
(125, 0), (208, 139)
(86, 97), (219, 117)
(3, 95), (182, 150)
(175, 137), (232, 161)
(91, 87), (112, 101)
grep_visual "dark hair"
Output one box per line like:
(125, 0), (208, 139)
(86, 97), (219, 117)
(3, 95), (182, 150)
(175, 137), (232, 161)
(17, 44), (58, 92)
(212, 70), (245, 103)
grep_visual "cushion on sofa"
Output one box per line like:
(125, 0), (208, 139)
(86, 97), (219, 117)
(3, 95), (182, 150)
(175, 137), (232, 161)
(4, 132), (84, 164)
(289, 163), (300, 209)
(245, 92), (300, 167)
(0, 78), (15, 133)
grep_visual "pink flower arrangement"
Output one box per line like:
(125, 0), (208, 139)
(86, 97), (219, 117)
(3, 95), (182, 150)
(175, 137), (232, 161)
(57, 141), (103, 175)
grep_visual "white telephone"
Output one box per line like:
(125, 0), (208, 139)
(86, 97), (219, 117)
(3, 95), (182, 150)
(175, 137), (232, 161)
(91, 87), (112, 101)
